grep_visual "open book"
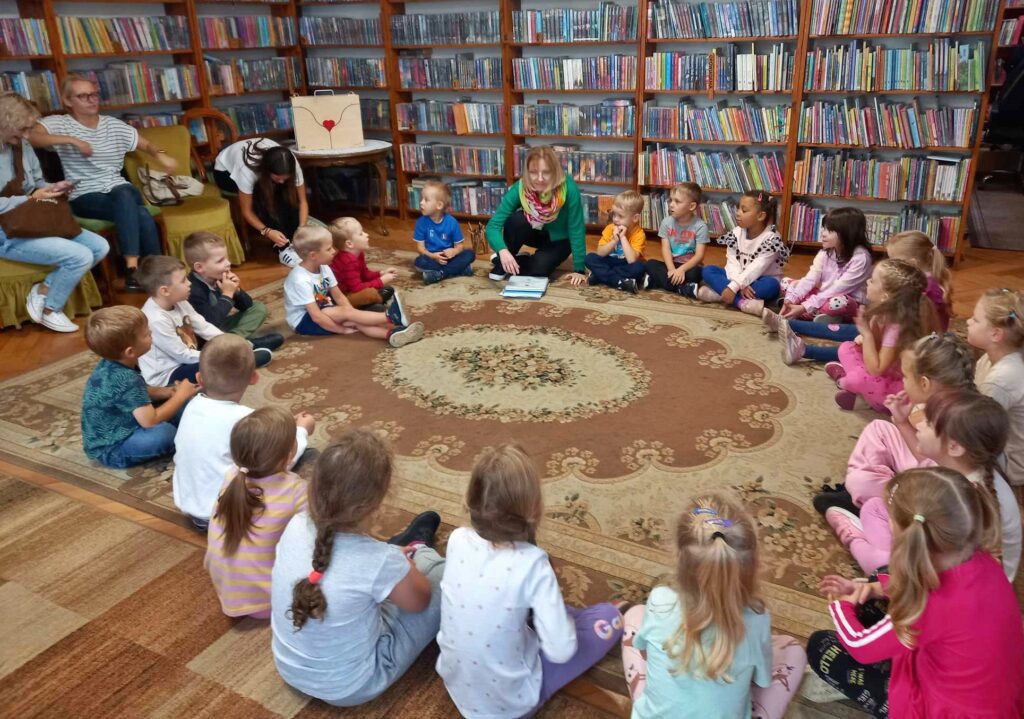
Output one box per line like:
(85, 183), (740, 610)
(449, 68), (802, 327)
(500, 275), (549, 299)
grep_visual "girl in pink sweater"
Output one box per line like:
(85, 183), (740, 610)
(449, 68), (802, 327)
(806, 467), (1024, 718)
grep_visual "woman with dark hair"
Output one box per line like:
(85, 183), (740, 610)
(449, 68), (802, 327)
(214, 138), (308, 267)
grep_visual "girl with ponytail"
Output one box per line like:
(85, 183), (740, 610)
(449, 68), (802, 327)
(270, 429), (445, 706)
(620, 494), (805, 719)
(807, 468), (1024, 718)
(437, 444), (623, 718)
(885, 230), (953, 330)
(205, 407), (305, 618)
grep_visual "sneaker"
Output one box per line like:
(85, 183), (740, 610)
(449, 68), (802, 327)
(423, 269), (444, 285)
(780, 322), (805, 365)
(825, 362), (846, 382)
(679, 282), (698, 299)
(385, 291), (410, 328)
(834, 390), (858, 411)
(253, 347), (273, 368)
(619, 278), (639, 295)
(40, 310), (80, 333)
(278, 244), (301, 268)
(800, 670), (849, 704)
(695, 285), (722, 303)
(124, 267), (143, 292)
(25, 283), (44, 324)
(460, 264), (475, 277)
(387, 511), (441, 547)
(739, 298), (764, 316)
(488, 266), (507, 281)
(812, 487), (859, 517)
(825, 506), (865, 548)
(387, 321), (424, 348)
(250, 333), (284, 352)
(761, 308), (782, 333)
(642, 274), (651, 290)
(379, 285), (395, 304)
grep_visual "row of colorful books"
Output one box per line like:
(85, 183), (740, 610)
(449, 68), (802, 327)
(647, 0), (800, 39)
(643, 191), (738, 234)
(514, 145), (635, 184)
(400, 143), (505, 177)
(512, 55), (638, 91)
(646, 45), (794, 91)
(397, 101), (504, 134)
(511, 4), (639, 44)
(299, 17), (381, 46)
(580, 192), (620, 225)
(639, 146), (784, 191)
(407, 178), (508, 217)
(221, 102), (295, 136)
(642, 99), (790, 142)
(797, 99), (978, 149)
(362, 98), (390, 130)
(83, 63), (199, 105)
(789, 201), (959, 251)
(398, 55), (502, 90)
(198, 17), (297, 49)
(808, 0), (999, 35)
(1000, 18), (1022, 47)
(511, 102), (636, 138)
(206, 56), (301, 95)
(1, 70), (59, 112)
(0, 18), (50, 55)
(58, 16), (190, 55)
(306, 57), (386, 88)
(792, 149), (972, 202)
(804, 39), (988, 93)
(390, 12), (500, 46)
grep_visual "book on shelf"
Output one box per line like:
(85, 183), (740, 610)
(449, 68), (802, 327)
(642, 191), (738, 234)
(206, 56), (301, 95)
(1000, 18), (1022, 46)
(398, 53), (502, 91)
(579, 191), (619, 225)
(219, 102), (295, 136)
(58, 16), (191, 55)
(809, 0), (999, 36)
(396, 99), (504, 134)
(1, 70), (60, 112)
(639, 146), (784, 191)
(0, 18), (51, 55)
(647, 0), (800, 39)
(83, 62), (199, 105)
(391, 12), (500, 46)
(362, 98), (391, 131)
(789, 201), (960, 253)
(400, 143), (505, 176)
(306, 57), (386, 89)
(299, 17), (382, 46)
(501, 275), (549, 299)
(514, 144), (635, 185)
(646, 44), (793, 92)
(123, 111), (182, 130)
(511, 101), (636, 138)
(797, 98), (978, 148)
(407, 177), (507, 217)
(199, 17), (297, 49)
(643, 98), (789, 142)
(512, 55), (638, 91)
(512, 4), (639, 44)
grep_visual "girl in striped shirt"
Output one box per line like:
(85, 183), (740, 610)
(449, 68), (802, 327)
(206, 407), (307, 619)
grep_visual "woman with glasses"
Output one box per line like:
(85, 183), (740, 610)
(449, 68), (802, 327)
(28, 75), (175, 291)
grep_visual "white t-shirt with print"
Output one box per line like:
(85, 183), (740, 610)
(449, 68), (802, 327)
(213, 138), (304, 195)
(283, 264), (337, 329)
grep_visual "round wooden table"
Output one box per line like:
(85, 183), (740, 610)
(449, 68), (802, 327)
(292, 140), (392, 236)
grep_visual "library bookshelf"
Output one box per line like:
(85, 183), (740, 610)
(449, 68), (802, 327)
(1, 0), (1008, 264)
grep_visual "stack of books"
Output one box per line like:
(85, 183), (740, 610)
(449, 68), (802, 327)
(512, 4), (638, 43)
(199, 17), (297, 49)
(1, 70), (60, 111)
(512, 55), (637, 91)
(400, 143), (505, 176)
(398, 54), (503, 90)
(306, 57), (386, 88)
(501, 276), (549, 299)
(643, 99), (790, 142)
(511, 101), (635, 138)
(83, 62), (199, 105)
(797, 98), (978, 148)
(793, 149), (972, 202)
(648, 0), (800, 38)
(809, 0), (999, 35)
(58, 16), (191, 54)
(397, 100), (504, 134)
(0, 18), (51, 55)
(300, 17), (382, 46)
(391, 12), (500, 45)
(639, 146), (784, 191)
(646, 45), (794, 92)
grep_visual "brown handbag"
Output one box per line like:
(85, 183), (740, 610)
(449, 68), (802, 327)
(0, 142), (82, 239)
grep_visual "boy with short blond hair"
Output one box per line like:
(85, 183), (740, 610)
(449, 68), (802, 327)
(81, 305), (197, 468)
(413, 179), (476, 284)
(184, 231), (283, 351)
(576, 190), (648, 294)
(327, 217), (397, 309)
(644, 182), (709, 298)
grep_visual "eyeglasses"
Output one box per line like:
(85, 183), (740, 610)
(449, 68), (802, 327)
(73, 93), (101, 102)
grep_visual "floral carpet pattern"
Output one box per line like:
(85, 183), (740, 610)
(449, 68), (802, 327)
(0, 250), (876, 674)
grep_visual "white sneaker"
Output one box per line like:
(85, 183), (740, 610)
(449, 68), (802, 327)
(695, 285), (722, 303)
(278, 244), (301, 268)
(739, 298), (764, 316)
(800, 670), (848, 704)
(25, 283), (45, 324)
(761, 307), (782, 333)
(40, 310), (80, 333)
(780, 320), (805, 365)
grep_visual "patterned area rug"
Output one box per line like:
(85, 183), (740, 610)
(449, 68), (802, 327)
(0, 250), (878, 713)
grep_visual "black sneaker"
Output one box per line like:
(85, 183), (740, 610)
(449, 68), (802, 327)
(250, 332), (284, 352)
(619, 278), (639, 294)
(253, 347), (273, 368)
(125, 267), (143, 293)
(385, 291), (410, 327)
(812, 487), (858, 517)
(387, 511), (441, 547)
(379, 286), (395, 304)
(679, 282), (697, 299)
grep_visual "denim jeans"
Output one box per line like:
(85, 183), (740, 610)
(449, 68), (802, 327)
(98, 422), (177, 469)
(701, 265), (781, 307)
(70, 183), (160, 258)
(0, 228), (109, 311)
(413, 249), (476, 277)
(584, 253), (646, 286)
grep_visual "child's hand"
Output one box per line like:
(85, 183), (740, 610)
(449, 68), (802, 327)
(884, 391), (913, 424)
(854, 334), (864, 346)
(294, 411), (316, 433)
(566, 272), (587, 287)
(781, 303), (805, 319)
(224, 270), (241, 286)
(441, 248), (457, 259)
(380, 270), (398, 284)
(173, 379), (199, 399)
(819, 575), (862, 599)
(740, 286), (757, 300)
(433, 252), (449, 265)
(217, 274), (239, 298)
(667, 266), (686, 285)
(721, 287), (737, 305)
(853, 306), (870, 334)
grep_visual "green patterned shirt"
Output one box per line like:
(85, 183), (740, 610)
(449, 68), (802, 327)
(81, 359), (151, 459)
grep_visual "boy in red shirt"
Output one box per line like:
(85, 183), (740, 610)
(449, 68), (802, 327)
(327, 217), (398, 310)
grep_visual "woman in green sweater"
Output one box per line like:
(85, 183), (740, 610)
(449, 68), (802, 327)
(486, 145), (588, 281)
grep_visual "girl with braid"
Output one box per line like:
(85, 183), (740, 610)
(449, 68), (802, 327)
(806, 468), (1024, 718)
(270, 429), (445, 706)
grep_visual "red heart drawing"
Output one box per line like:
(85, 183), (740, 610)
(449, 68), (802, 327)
(322, 120), (336, 131)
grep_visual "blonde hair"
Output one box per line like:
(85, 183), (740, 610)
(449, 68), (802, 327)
(199, 334), (256, 397)
(614, 190), (645, 217)
(886, 468), (1000, 647)
(979, 288), (1024, 349)
(886, 231), (953, 319)
(85, 305), (148, 361)
(905, 333), (976, 393)
(865, 259), (937, 348)
(421, 179), (451, 208)
(466, 444), (543, 544)
(522, 145), (566, 192)
(183, 231), (226, 267)
(327, 217), (359, 248)
(0, 92), (41, 136)
(672, 182), (702, 205)
(292, 225), (332, 259)
(136, 255), (186, 296)
(60, 74), (95, 102)
(666, 494), (763, 681)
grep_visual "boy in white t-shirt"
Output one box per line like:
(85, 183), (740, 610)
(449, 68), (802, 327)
(283, 226), (424, 347)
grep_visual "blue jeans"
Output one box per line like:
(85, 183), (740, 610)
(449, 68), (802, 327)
(98, 422), (177, 469)
(167, 363), (199, 385)
(584, 253), (646, 286)
(789, 319), (855, 363)
(701, 265), (781, 307)
(70, 183), (160, 258)
(414, 249), (476, 277)
(0, 228), (109, 311)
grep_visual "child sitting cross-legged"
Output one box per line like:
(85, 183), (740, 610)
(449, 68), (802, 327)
(81, 305), (198, 469)
(412, 179), (477, 284)
(574, 190), (647, 294)
(284, 225), (424, 347)
(184, 231), (283, 352)
(620, 494), (805, 719)
(206, 406), (307, 619)
(644, 182), (709, 298)
(327, 217), (398, 309)
(173, 333), (314, 532)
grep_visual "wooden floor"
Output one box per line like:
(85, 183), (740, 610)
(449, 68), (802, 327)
(2, 213), (1023, 382)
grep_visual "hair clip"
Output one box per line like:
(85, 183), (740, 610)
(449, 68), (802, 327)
(1010, 311), (1018, 320)
(238, 466), (249, 474)
(308, 569), (323, 585)
(692, 508), (718, 516)
(711, 531), (726, 541)
(888, 482), (899, 505)
(913, 514), (925, 524)
(704, 518), (734, 528)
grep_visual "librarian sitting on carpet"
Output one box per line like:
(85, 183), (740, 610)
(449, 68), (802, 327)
(485, 145), (587, 280)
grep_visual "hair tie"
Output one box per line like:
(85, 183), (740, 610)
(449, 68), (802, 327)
(692, 508), (717, 516)
(238, 466), (249, 474)
(913, 514), (925, 524)
(711, 531), (725, 541)
(308, 569), (324, 584)
(888, 482), (899, 505)
(1010, 311), (1018, 320)
(757, 192), (764, 202)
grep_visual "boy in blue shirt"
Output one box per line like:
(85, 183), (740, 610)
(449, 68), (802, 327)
(644, 182), (709, 298)
(413, 180), (477, 284)
(81, 305), (197, 469)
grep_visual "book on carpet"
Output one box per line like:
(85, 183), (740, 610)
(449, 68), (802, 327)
(501, 275), (549, 299)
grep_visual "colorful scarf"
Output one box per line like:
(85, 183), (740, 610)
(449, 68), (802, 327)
(519, 181), (567, 230)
